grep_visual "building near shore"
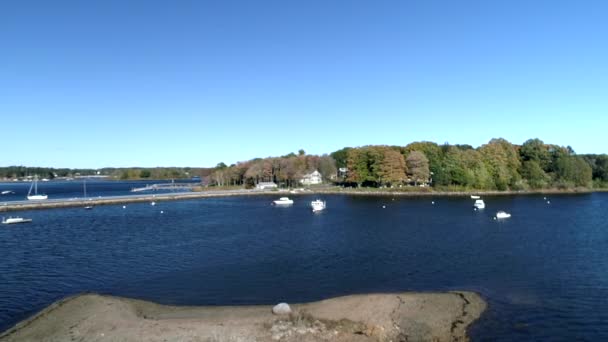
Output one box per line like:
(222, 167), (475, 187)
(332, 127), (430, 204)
(256, 182), (278, 190)
(300, 170), (323, 185)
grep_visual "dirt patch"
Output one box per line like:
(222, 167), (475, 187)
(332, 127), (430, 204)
(0, 292), (486, 342)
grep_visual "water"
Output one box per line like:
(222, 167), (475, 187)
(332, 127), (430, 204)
(1, 191), (608, 340)
(0, 179), (196, 202)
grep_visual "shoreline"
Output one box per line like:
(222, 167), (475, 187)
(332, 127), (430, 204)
(0, 187), (604, 213)
(0, 291), (486, 342)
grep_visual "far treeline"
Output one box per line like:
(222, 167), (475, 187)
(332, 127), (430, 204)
(208, 139), (608, 190)
(2, 138), (607, 191)
(0, 167), (213, 180)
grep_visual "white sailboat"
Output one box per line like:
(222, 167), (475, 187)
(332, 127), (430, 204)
(27, 176), (48, 200)
(83, 179), (93, 209)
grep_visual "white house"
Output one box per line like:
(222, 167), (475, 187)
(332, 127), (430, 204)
(256, 182), (278, 190)
(301, 170), (323, 185)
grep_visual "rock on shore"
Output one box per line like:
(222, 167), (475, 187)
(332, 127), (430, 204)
(0, 291), (486, 342)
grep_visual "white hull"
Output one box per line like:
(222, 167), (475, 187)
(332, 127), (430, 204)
(470, 195), (480, 199)
(273, 197), (294, 205)
(473, 199), (485, 209)
(1, 190), (14, 195)
(311, 200), (326, 212)
(27, 194), (48, 200)
(27, 175), (48, 200)
(2, 217), (32, 224)
(496, 211), (511, 219)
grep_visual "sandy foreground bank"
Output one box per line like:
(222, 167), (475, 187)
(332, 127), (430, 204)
(1, 292), (485, 342)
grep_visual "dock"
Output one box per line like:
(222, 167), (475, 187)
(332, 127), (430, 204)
(130, 183), (197, 192)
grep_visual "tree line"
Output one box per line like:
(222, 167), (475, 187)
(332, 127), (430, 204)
(3, 138), (607, 190)
(329, 138), (607, 190)
(0, 166), (213, 180)
(209, 150), (337, 188)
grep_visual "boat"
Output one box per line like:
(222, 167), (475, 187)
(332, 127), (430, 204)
(1, 190), (14, 195)
(473, 199), (485, 209)
(496, 211), (511, 219)
(2, 216), (32, 224)
(83, 180), (93, 209)
(311, 199), (326, 212)
(273, 197), (294, 205)
(27, 176), (48, 200)
(470, 195), (480, 199)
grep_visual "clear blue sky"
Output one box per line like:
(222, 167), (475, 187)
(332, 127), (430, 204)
(1, 0), (606, 168)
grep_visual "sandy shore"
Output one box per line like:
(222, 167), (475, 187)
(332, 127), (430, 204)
(1, 292), (485, 342)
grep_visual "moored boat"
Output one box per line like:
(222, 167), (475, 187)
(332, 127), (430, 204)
(473, 199), (485, 209)
(273, 197), (294, 205)
(470, 195), (480, 199)
(2, 216), (33, 224)
(496, 211), (511, 219)
(311, 199), (326, 212)
(27, 176), (48, 200)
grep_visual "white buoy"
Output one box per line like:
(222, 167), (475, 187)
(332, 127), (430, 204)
(122, 205), (126, 209)
(160, 210), (164, 214)
(493, 217), (497, 220)
(543, 197), (547, 200)
(151, 202), (156, 206)
(431, 201), (435, 205)
(382, 205), (386, 208)
(547, 201), (551, 204)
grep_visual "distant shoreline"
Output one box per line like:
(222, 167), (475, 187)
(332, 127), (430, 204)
(1, 187), (605, 212)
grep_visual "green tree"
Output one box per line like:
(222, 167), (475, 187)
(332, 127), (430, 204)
(555, 155), (592, 187)
(520, 139), (551, 170)
(520, 160), (550, 189)
(330, 147), (351, 169)
(479, 138), (521, 190)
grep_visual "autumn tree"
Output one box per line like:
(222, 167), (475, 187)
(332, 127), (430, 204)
(406, 151), (429, 186)
(378, 149), (407, 186)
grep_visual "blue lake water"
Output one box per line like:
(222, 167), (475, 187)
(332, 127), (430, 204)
(1, 190), (608, 340)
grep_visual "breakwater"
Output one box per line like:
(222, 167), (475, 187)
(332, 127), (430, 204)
(0, 187), (600, 212)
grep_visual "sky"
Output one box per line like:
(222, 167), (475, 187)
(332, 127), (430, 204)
(1, 0), (607, 168)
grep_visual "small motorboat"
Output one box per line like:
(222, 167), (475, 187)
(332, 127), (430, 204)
(496, 211), (511, 219)
(1, 190), (14, 195)
(2, 216), (33, 224)
(311, 199), (326, 212)
(473, 199), (485, 209)
(470, 195), (481, 199)
(273, 197), (294, 205)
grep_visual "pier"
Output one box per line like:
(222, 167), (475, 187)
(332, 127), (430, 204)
(130, 182), (197, 192)
(0, 190), (261, 212)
